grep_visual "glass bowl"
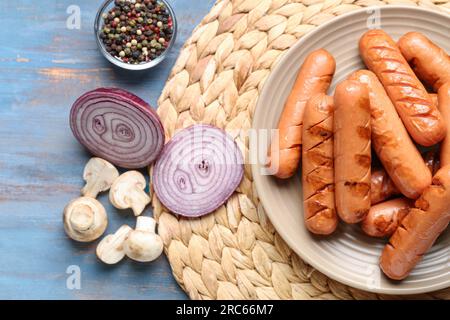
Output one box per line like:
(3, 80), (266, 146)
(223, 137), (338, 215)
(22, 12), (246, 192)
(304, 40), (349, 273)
(94, 0), (177, 71)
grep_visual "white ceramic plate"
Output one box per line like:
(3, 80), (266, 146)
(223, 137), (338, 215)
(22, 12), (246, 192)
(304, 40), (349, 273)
(251, 6), (450, 295)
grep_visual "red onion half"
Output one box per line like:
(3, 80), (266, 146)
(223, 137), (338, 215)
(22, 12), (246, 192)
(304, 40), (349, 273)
(70, 88), (164, 169)
(153, 125), (244, 217)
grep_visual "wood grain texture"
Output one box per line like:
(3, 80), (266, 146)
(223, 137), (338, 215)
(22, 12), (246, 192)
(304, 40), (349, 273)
(0, 0), (215, 300)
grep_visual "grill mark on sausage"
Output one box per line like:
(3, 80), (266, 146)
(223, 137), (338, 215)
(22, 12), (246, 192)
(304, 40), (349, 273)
(385, 82), (420, 89)
(305, 131), (333, 153)
(368, 45), (399, 53)
(309, 74), (334, 82)
(304, 155), (333, 176)
(396, 96), (432, 107)
(305, 114), (332, 132)
(344, 181), (370, 197)
(370, 56), (405, 65)
(304, 183), (334, 201)
(357, 125), (371, 140)
(305, 196), (328, 214)
(355, 154), (371, 168)
(380, 69), (415, 77)
(306, 208), (335, 222)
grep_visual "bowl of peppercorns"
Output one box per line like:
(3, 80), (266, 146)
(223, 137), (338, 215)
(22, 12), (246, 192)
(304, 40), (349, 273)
(95, 0), (177, 70)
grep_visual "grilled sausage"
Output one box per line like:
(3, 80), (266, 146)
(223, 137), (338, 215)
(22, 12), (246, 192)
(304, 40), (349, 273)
(349, 70), (431, 199)
(269, 49), (336, 179)
(438, 83), (450, 167)
(361, 198), (412, 238)
(334, 80), (371, 223)
(398, 32), (450, 91)
(371, 168), (400, 205)
(359, 29), (446, 147)
(370, 150), (439, 205)
(380, 165), (450, 280)
(302, 94), (338, 235)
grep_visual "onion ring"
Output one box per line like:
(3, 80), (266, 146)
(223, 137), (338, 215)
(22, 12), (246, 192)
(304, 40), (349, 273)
(153, 124), (244, 217)
(70, 88), (164, 169)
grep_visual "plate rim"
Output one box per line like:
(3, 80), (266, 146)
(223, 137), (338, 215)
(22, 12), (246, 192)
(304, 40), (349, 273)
(250, 5), (450, 295)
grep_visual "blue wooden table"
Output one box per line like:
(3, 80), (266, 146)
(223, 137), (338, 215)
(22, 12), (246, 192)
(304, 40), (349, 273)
(0, 0), (215, 300)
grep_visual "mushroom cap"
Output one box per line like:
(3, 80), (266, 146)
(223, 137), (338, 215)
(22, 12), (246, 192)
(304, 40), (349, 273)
(96, 225), (132, 264)
(124, 231), (163, 262)
(123, 217), (163, 262)
(109, 171), (150, 215)
(82, 157), (119, 198)
(63, 197), (108, 242)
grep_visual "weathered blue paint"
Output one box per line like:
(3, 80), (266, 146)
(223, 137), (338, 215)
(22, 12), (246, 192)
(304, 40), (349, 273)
(0, 0), (215, 299)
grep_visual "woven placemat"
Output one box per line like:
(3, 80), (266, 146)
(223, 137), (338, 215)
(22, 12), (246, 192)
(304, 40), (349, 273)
(152, 0), (450, 300)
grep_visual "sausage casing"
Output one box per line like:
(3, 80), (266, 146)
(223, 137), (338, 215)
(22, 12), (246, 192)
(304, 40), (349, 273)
(269, 49), (336, 179)
(334, 80), (371, 223)
(398, 32), (450, 91)
(380, 165), (450, 280)
(371, 168), (399, 205)
(359, 30), (446, 147)
(302, 94), (338, 235)
(361, 198), (412, 238)
(438, 83), (450, 167)
(349, 70), (431, 199)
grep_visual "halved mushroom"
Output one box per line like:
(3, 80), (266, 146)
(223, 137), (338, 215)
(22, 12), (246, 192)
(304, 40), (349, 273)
(124, 216), (163, 262)
(82, 157), (119, 198)
(109, 171), (150, 216)
(63, 197), (108, 242)
(96, 225), (132, 264)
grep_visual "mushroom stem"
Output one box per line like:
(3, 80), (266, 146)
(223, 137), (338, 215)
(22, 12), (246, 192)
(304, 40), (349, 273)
(63, 197), (108, 242)
(69, 204), (95, 231)
(82, 157), (119, 198)
(96, 225), (132, 265)
(136, 215), (156, 232)
(129, 189), (151, 216)
(109, 171), (150, 216)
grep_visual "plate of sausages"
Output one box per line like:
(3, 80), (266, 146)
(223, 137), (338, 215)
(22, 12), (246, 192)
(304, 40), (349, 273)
(251, 5), (450, 294)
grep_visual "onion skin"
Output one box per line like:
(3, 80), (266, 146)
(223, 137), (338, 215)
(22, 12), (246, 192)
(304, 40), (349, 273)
(153, 124), (244, 217)
(70, 88), (164, 169)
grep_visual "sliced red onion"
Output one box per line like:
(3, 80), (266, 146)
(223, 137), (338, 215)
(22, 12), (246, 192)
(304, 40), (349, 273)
(153, 124), (244, 217)
(70, 88), (164, 169)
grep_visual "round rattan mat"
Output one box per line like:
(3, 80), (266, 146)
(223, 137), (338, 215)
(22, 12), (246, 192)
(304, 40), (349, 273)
(151, 0), (450, 300)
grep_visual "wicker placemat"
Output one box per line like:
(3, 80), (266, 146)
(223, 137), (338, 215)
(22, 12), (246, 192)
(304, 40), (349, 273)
(152, 0), (450, 300)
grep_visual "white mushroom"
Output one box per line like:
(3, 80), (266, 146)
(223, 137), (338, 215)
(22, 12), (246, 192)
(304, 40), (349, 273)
(96, 225), (132, 264)
(124, 216), (163, 262)
(63, 197), (108, 242)
(82, 157), (119, 198)
(109, 171), (150, 216)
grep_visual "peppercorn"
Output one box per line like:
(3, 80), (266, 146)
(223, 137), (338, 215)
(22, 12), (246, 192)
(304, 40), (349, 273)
(100, 0), (174, 65)
(132, 51), (140, 59)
